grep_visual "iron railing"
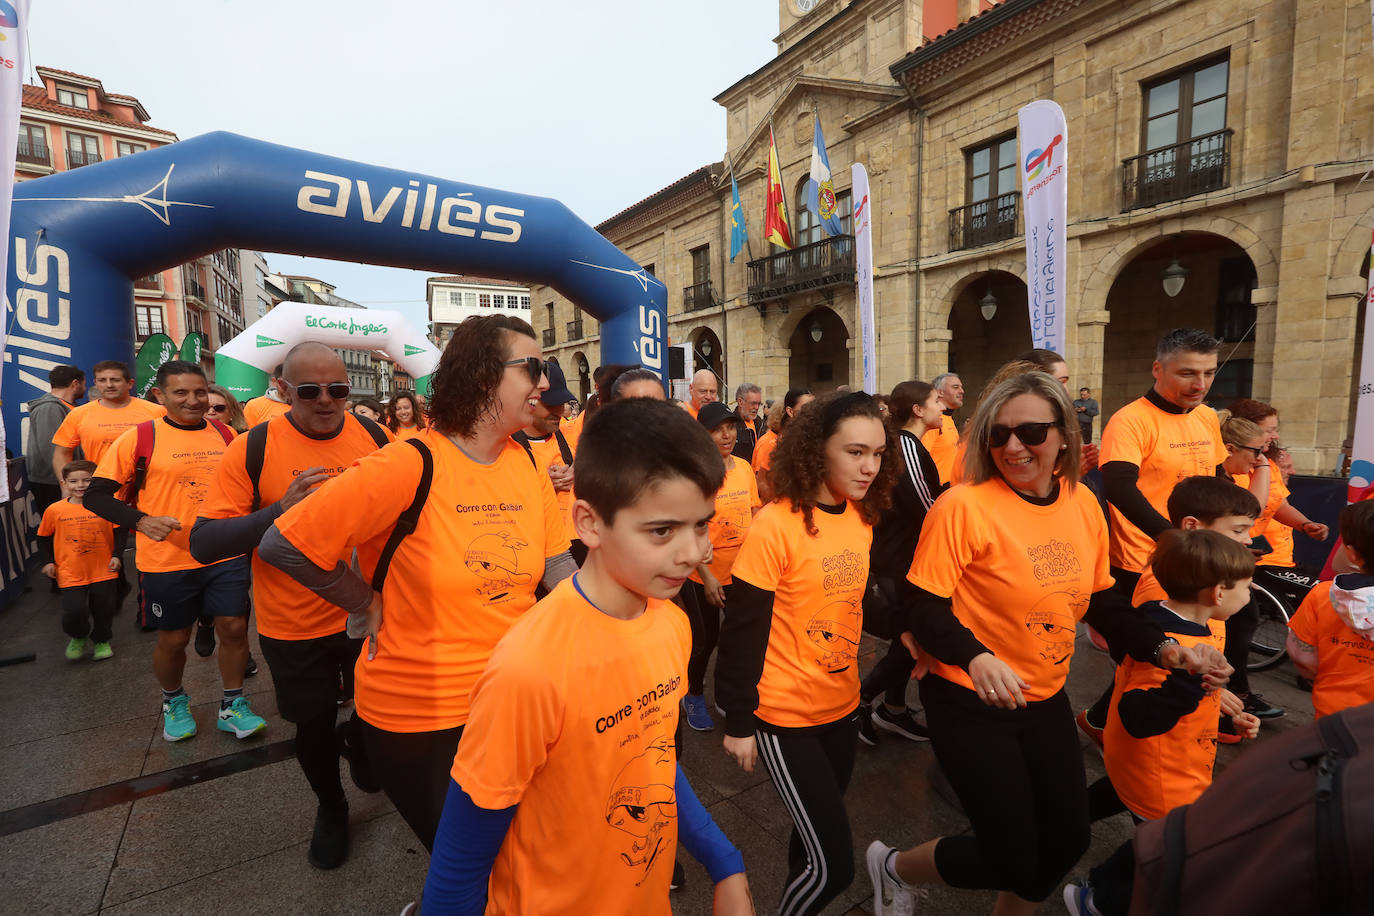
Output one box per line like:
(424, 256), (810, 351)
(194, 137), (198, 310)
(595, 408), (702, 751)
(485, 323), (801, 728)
(1122, 129), (1232, 211)
(134, 274), (163, 292)
(948, 191), (1020, 251)
(542, 328), (556, 347)
(17, 137), (49, 166)
(747, 234), (855, 306)
(183, 268), (206, 303)
(66, 148), (102, 169)
(566, 319), (584, 340)
(684, 280), (716, 312)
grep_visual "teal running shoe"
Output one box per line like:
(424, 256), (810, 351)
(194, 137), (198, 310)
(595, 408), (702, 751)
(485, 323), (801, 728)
(217, 696), (267, 738)
(162, 694), (197, 742)
(64, 637), (88, 660)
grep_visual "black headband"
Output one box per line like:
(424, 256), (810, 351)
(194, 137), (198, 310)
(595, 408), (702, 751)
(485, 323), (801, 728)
(822, 391), (875, 434)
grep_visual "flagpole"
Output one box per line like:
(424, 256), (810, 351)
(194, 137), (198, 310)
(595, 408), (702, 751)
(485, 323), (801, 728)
(727, 154), (755, 262)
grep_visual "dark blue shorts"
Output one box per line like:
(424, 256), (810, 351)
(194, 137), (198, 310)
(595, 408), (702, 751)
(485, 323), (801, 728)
(138, 556), (251, 631)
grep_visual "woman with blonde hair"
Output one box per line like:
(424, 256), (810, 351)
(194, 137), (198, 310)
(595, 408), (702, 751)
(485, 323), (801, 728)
(207, 385), (248, 434)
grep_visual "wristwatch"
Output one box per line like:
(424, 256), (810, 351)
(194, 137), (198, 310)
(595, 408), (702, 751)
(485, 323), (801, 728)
(1152, 636), (1180, 667)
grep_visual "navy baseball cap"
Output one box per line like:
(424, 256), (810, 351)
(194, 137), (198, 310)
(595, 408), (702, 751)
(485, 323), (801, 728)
(541, 360), (574, 406)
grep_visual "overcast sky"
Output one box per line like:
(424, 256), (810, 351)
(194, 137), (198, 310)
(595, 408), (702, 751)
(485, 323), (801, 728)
(27, 0), (779, 330)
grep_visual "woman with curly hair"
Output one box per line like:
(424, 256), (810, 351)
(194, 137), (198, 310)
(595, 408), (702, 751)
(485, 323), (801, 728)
(754, 386), (814, 503)
(260, 314), (575, 852)
(206, 384), (248, 434)
(866, 372), (1231, 916)
(386, 390), (424, 439)
(715, 390), (897, 915)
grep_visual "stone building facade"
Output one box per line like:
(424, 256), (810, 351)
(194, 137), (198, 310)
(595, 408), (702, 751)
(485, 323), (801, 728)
(532, 0), (1373, 473)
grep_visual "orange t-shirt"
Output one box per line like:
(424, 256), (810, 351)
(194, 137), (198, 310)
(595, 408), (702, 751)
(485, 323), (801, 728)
(200, 414), (395, 641)
(38, 499), (118, 587)
(243, 396), (290, 428)
(51, 398), (165, 466)
(452, 578), (688, 915)
(1234, 461), (1294, 568)
(751, 430), (777, 474)
(1104, 607), (1225, 820)
(276, 430), (570, 732)
(1099, 398), (1226, 572)
(689, 456), (760, 586)
(521, 432), (576, 542)
(1132, 565), (1167, 606)
(731, 498), (870, 728)
(394, 424), (423, 440)
(681, 401), (700, 419)
(921, 414), (959, 486)
(561, 411), (585, 452)
(907, 477), (1114, 700)
(95, 418), (235, 573)
(1288, 581), (1374, 718)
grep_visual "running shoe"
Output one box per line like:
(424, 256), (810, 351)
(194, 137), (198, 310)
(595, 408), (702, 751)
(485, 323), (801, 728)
(64, 637), (88, 660)
(866, 841), (917, 916)
(194, 618), (216, 657)
(244, 653), (258, 678)
(307, 802), (350, 870)
(1063, 880), (1104, 916)
(1076, 709), (1105, 749)
(857, 704), (880, 747)
(91, 642), (114, 661)
(872, 704), (930, 742)
(670, 860), (685, 891)
(681, 694), (714, 732)
(217, 696), (267, 738)
(1241, 692), (1284, 719)
(162, 694), (197, 742)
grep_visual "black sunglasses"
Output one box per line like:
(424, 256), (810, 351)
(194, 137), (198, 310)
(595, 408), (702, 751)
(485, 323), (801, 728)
(503, 357), (548, 384)
(989, 421), (1058, 448)
(1235, 444), (1265, 458)
(285, 381), (351, 401)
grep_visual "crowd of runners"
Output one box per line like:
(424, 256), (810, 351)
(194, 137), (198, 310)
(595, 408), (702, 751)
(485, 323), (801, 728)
(21, 317), (1374, 915)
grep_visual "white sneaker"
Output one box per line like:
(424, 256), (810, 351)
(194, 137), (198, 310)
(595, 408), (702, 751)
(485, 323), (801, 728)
(866, 840), (918, 916)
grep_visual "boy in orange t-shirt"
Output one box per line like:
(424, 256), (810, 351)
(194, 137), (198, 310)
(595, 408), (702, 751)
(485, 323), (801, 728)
(38, 460), (122, 661)
(423, 398), (752, 915)
(1287, 500), (1374, 718)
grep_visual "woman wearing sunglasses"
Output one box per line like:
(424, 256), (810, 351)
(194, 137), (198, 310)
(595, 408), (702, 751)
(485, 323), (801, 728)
(866, 372), (1230, 916)
(386, 391), (425, 439)
(207, 385), (248, 434)
(261, 314), (574, 853)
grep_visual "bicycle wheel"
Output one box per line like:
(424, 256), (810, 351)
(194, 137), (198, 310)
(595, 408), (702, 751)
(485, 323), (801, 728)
(1248, 583), (1291, 672)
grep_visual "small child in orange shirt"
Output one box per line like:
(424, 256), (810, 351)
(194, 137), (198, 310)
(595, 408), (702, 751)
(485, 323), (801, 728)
(37, 460), (123, 661)
(1066, 529), (1260, 916)
(1286, 500), (1374, 718)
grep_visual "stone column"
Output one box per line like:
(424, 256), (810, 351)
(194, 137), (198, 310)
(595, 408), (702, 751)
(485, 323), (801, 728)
(1075, 309), (1110, 397)
(921, 327), (953, 382)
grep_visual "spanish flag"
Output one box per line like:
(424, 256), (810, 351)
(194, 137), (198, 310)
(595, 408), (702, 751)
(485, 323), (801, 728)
(764, 124), (794, 249)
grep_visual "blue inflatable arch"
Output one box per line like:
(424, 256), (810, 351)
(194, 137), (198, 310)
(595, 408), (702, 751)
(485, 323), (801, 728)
(4, 131), (667, 444)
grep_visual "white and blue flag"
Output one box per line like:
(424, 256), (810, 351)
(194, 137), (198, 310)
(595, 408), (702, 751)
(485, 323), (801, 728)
(805, 114), (843, 237)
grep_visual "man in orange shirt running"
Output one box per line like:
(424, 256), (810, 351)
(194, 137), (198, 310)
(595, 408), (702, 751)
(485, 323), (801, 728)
(684, 368), (719, 419)
(242, 364), (291, 427)
(514, 361), (577, 547)
(191, 342), (392, 869)
(85, 361), (265, 744)
(921, 373), (963, 485)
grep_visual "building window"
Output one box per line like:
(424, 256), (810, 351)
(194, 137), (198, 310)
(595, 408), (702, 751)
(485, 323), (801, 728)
(447, 290), (461, 307)
(643, 264), (655, 277)
(257, 297), (270, 319)
(520, 295), (530, 310)
(479, 293), (492, 308)
(493, 294), (505, 308)
(17, 123), (49, 165)
(185, 306), (204, 337)
(217, 315), (236, 348)
(116, 141), (147, 157)
(256, 267), (267, 290)
(464, 292), (478, 308)
(1143, 57), (1229, 155)
(65, 131), (101, 169)
(967, 134), (1017, 207)
(950, 133), (1020, 251)
(135, 304), (164, 340)
(794, 187), (854, 246)
(1125, 56), (1232, 209)
(56, 85), (89, 109)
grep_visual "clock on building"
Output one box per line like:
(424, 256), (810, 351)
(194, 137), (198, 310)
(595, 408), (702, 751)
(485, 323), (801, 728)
(796, 0), (819, 12)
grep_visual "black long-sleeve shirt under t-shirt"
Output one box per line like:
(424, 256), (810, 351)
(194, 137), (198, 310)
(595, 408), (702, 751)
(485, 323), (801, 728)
(870, 430), (946, 582)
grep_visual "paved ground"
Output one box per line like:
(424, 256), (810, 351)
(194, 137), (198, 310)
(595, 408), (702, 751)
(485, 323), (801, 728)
(0, 569), (1316, 916)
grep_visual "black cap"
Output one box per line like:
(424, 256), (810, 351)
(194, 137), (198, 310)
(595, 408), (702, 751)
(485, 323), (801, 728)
(541, 360), (574, 406)
(697, 401), (738, 431)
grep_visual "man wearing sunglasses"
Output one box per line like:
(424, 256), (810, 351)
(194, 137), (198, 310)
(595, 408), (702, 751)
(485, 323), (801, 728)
(190, 342), (395, 870)
(1078, 328), (1229, 742)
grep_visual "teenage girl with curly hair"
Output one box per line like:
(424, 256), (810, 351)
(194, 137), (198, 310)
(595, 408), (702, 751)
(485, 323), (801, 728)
(715, 390), (897, 915)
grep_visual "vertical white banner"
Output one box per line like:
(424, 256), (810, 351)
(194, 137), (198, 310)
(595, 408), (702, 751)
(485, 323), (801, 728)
(852, 163), (876, 394)
(1018, 99), (1068, 356)
(0, 0), (31, 504)
(1350, 228), (1374, 502)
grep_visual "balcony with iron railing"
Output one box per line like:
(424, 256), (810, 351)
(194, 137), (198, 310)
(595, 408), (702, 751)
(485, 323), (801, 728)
(66, 148), (102, 169)
(747, 234), (855, 307)
(134, 274), (162, 295)
(542, 328), (556, 347)
(183, 268), (206, 304)
(684, 280), (717, 312)
(17, 137), (50, 166)
(949, 191), (1020, 252)
(566, 319), (584, 340)
(1122, 129), (1232, 211)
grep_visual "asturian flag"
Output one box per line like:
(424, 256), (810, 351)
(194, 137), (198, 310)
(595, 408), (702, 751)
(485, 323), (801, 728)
(729, 167), (748, 263)
(806, 115), (843, 237)
(764, 125), (794, 249)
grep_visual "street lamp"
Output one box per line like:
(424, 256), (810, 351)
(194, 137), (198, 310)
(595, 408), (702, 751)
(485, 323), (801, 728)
(980, 289), (998, 321)
(810, 321), (824, 342)
(1161, 257), (1189, 298)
